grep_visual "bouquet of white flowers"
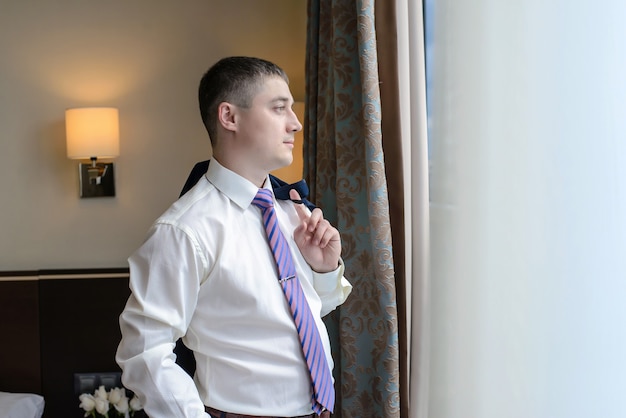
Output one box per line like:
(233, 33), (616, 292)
(78, 385), (144, 418)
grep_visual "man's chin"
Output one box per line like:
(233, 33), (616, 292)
(268, 158), (294, 174)
(277, 157), (294, 169)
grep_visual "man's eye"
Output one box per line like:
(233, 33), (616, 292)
(275, 106), (286, 112)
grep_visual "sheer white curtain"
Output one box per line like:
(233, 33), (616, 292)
(395, 1), (430, 418)
(416, 1), (626, 418)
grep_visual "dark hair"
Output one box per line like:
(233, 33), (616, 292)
(198, 56), (289, 145)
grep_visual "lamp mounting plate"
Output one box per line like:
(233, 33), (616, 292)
(78, 162), (116, 198)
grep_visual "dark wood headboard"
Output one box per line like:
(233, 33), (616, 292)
(0, 268), (131, 418)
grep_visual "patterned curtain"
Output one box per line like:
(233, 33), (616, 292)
(305, 1), (400, 417)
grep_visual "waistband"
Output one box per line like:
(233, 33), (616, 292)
(204, 406), (330, 418)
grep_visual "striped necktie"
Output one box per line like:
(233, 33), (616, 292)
(252, 188), (335, 414)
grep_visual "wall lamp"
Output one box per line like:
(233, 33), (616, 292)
(65, 107), (119, 198)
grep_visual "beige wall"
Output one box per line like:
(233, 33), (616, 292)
(0, 0), (306, 270)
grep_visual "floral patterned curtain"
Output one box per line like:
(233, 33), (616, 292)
(305, 1), (400, 416)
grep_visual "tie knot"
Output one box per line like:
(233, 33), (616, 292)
(252, 188), (274, 210)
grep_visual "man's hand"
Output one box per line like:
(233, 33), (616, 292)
(290, 189), (341, 273)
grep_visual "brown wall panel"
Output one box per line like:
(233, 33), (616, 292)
(0, 270), (130, 418)
(0, 279), (41, 394)
(39, 275), (130, 417)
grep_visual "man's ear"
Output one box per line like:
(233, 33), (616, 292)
(217, 102), (237, 132)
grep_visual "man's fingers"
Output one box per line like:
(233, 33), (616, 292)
(289, 189), (327, 235)
(314, 222), (336, 247)
(289, 188), (301, 201)
(289, 189), (309, 221)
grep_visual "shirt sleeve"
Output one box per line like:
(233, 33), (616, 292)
(116, 222), (210, 418)
(312, 259), (352, 317)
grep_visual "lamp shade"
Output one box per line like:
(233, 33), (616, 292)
(66, 107), (120, 159)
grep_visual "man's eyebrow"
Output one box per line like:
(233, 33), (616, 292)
(270, 97), (292, 105)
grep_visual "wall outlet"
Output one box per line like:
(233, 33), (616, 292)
(74, 372), (122, 396)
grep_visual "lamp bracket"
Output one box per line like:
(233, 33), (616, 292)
(78, 159), (115, 198)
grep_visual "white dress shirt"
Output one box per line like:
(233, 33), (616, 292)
(116, 160), (352, 418)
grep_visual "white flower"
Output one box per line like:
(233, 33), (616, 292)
(94, 385), (108, 401)
(94, 397), (110, 415)
(79, 386), (142, 417)
(129, 395), (143, 412)
(113, 394), (129, 414)
(78, 393), (96, 414)
(109, 387), (125, 405)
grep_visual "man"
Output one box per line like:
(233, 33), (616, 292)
(116, 56), (352, 418)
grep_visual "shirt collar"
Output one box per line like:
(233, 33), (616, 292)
(205, 159), (273, 209)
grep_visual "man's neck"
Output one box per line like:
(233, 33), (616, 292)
(211, 154), (267, 188)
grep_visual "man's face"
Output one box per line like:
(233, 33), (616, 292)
(234, 76), (302, 175)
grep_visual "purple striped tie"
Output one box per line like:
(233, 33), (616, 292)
(252, 188), (335, 414)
